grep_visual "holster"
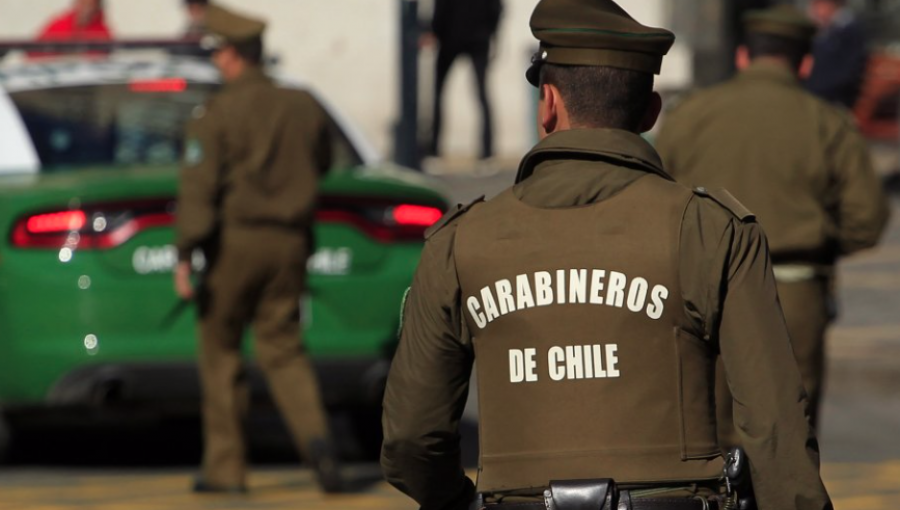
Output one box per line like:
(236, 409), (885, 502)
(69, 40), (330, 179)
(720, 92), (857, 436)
(545, 479), (618, 510)
(471, 479), (620, 510)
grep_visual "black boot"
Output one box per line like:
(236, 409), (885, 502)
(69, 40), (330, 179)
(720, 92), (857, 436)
(192, 477), (248, 494)
(308, 439), (344, 493)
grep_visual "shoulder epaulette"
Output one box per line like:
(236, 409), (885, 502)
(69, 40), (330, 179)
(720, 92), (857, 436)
(425, 196), (485, 240)
(693, 187), (756, 222)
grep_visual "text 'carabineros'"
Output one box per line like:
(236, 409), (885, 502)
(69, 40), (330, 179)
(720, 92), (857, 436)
(466, 269), (669, 329)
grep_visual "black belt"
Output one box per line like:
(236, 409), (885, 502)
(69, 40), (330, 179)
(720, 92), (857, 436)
(486, 497), (719, 510)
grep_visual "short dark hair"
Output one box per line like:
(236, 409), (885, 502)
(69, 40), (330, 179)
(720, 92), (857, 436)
(185, 0), (209, 5)
(745, 33), (811, 69)
(232, 37), (264, 66)
(539, 64), (654, 132)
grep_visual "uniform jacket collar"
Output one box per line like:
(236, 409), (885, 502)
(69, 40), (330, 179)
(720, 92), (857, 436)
(515, 128), (671, 184)
(224, 66), (271, 90)
(738, 60), (800, 87)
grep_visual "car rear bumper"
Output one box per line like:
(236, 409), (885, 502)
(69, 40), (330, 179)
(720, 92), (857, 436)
(1, 358), (391, 461)
(40, 357), (390, 413)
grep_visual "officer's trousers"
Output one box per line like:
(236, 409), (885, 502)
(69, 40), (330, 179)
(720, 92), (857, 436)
(716, 277), (830, 447)
(196, 226), (330, 487)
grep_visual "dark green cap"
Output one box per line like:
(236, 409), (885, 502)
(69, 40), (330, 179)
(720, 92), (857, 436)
(743, 5), (817, 42)
(201, 4), (266, 50)
(526, 0), (675, 86)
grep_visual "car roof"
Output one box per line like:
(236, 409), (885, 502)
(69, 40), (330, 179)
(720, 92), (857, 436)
(0, 54), (221, 92)
(0, 53), (379, 172)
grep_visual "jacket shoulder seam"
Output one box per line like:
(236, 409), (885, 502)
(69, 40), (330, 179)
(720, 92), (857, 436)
(692, 187), (756, 222)
(425, 196), (486, 240)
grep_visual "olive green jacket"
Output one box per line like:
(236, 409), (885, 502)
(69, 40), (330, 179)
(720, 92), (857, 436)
(381, 129), (831, 510)
(657, 60), (889, 264)
(176, 68), (332, 262)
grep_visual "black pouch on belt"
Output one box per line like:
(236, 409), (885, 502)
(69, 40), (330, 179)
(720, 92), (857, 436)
(545, 479), (618, 510)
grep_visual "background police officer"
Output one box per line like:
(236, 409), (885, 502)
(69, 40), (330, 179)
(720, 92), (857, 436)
(173, 4), (341, 494)
(657, 6), (890, 434)
(381, 1), (832, 509)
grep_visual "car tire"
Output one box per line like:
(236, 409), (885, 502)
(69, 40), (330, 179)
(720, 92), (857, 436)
(0, 410), (10, 463)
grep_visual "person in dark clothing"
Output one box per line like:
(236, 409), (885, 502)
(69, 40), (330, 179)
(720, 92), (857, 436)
(806, 0), (868, 109)
(184, 0), (210, 39)
(429, 0), (503, 160)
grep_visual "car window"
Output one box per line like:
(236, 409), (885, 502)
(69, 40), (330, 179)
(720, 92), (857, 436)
(8, 82), (364, 173)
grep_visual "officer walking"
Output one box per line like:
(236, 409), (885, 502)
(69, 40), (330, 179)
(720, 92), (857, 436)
(656, 6), (890, 434)
(173, 4), (341, 494)
(381, 1), (832, 509)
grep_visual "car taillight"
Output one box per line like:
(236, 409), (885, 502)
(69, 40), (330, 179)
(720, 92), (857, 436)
(26, 210), (87, 234)
(392, 204), (444, 227)
(129, 78), (188, 93)
(10, 197), (446, 250)
(316, 199), (445, 243)
(11, 199), (175, 250)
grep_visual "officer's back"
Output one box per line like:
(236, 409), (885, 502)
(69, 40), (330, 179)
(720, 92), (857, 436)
(211, 77), (329, 229)
(656, 8), (885, 260)
(381, 1), (833, 509)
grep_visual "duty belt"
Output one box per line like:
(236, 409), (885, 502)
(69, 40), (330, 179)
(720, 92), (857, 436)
(484, 498), (718, 510)
(479, 479), (720, 510)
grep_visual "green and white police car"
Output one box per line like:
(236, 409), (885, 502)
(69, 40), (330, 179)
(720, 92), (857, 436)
(0, 47), (446, 460)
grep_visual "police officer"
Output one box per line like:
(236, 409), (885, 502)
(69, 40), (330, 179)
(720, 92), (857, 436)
(381, 0), (832, 509)
(656, 6), (890, 434)
(173, 4), (341, 494)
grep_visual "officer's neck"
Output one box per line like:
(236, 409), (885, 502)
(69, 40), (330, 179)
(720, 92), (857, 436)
(743, 56), (799, 76)
(222, 61), (254, 83)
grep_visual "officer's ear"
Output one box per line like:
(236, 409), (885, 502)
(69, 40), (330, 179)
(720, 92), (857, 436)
(638, 91), (662, 133)
(799, 54), (815, 80)
(735, 45), (751, 71)
(538, 83), (562, 138)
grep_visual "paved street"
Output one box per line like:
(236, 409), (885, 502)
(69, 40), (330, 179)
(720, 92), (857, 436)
(0, 168), (898, 509)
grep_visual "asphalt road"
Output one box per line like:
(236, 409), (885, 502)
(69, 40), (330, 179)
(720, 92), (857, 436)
(1, 167), (898, 509)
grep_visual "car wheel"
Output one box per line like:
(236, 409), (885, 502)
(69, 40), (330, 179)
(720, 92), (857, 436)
(350, 404), (384, 461)
(0, 410), (10, 463)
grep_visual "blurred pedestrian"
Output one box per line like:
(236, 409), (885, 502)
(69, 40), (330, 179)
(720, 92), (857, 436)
(173, 4), (342, 494)
(382, 1), (831, 509)
(657, 5), (890, 437)
(806, 0), (868, 109)
(171, 0), (210, 57)
(427, 0), (503, 160)
(183, 0), (210, 39)
(37, 0), (112, 42)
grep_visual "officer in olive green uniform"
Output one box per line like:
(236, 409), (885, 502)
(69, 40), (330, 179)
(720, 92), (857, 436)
(173, 5), (341, 494)
(656, 6), (890, 433)
(381, 1), (832, 509)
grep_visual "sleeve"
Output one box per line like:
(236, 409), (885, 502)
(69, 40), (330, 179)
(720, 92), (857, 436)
(432, 0), (450, 39)
(381, 222), (476, 510)
(488, 0), (503, 35)
(827, 119), (891, 256)
(37, 16), (65, 40)
(175, 110), (224, 263)
(681, 200), (833, 510)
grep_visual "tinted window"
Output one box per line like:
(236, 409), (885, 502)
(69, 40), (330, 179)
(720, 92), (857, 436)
(9, 82), (364, 173)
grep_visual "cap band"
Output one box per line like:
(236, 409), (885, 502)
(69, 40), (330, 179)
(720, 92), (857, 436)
(543, 46), (663, 75)
(745, 21), (816, 41)
(200, 34), (225, 50)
